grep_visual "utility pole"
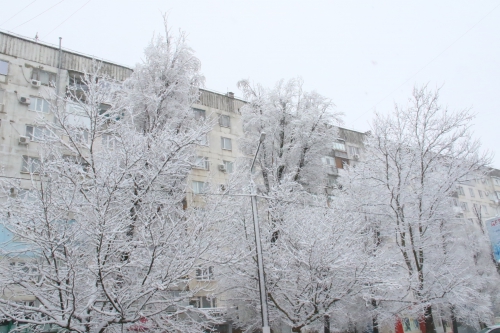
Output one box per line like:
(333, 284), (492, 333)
(250, 132), (270, 333)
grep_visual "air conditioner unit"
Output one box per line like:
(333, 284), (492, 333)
(9, 188), (18, 197)
(0, 103), (4, 113)
(218, 164), (227, 172)
(353, 154), (360, 160)
(31, 79), (41, 88)
(19, 136), (30, 145)
(19, 97), (30, 105)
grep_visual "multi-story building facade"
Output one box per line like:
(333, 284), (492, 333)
(0, 30), (246, 332)
(453, 168), (500, 231)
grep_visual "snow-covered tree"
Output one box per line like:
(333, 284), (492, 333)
(237, 78), (343, 196)
(0, 26), (228, 333)
(341, 85), (495, 333)
(217, 79), (372, 332)
(220, 190), (371, 332)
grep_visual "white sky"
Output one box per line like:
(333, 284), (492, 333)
(1, 0), (499, 167)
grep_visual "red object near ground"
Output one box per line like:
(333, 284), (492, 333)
(395, 317), (404, 333)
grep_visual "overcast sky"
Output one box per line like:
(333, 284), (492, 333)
(1, 0), (499, 167)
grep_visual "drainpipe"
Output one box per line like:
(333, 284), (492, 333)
(56, 37), (62, 95)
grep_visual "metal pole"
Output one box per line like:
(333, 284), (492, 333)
(251, 182), (270, 333)
(250, 133), (270, 333)
(56, 37), (62, 95)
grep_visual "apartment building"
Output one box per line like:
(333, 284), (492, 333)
(0, 30), (245, 332)
(454, 168), (500, 228)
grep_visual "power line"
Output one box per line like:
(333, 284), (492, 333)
(348, 2), (500, 128)
(0, 0), (38, 27)
(11, 0), (66, 30)
(43, 0), (91, 39)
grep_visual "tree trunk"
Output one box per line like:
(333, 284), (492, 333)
(424, 306), (437, 333)
(372, 298), (379, 333)
(324, 315), (330, 333)
(451, 306), (458, 333)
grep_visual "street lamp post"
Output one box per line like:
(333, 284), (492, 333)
(250, 132), (270, 333)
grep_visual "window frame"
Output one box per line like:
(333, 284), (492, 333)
(195, 266), (214, 281)
(457, 186), (465, 196)
(28, 96), (50, 113)
(221, 137), (232, 151)
(21, 156), (41, 174)
(322, 156), (336, 166)
(31, 69), (57, 86)
(194, 156), (209, 170)
(459, 201), (469, 212)
(348, 146), (360, 156)
(222, 160), (234, 173)
(26, 125), (52, 142)
(0, 60), (8, 76)
(332, 141), (346, 152)
(192, 180), (208, 194)
(193, 108), (206, 120)
(219, 114), (230, 128)
(196, 133), (209, 146)
(468, 188), (475, 197)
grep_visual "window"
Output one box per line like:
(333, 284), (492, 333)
(348, 146), (360, 156)
(194, 156), (209, 170)
(192, 181), (208, 194)
(26, 125), (52, 142)
(221, 137), (232, 150)
(193, 108), (206, 120)
(21, 156), (41, 173)
(196, 133), (208, 146)
(335, 157), (349, 169)
(223, 160), (234, 173)
(63, 155), (90, 172)
(457, 186), (465, 196)
(31, 69), (56, 86)
(473, 203), (480, 212)
(0, 60), (8, 76)
(459, 202), (469, 212)
(0, 89), (4, 104)
(189, 296), (216, 309)
(478, 190), (484, 198)
(18, 189), (37, 202)
(102, 134), (116, 149)
(327, 175), (337, 187)
(468, 188), (475, 197)
(196, 266), (214, 281)
(452, 198), (458, 207)
(322, 156), (336, 166)
(494, 178), (500, 186)
(482, 205), (488, 214)
(29, 97), (50, 113)
(468, 218), (474, 224)
(496, 191), (500, 200)
(69, 128), (89, 145)
(219, 114), (230, 127)
(333, 141), (346, 151)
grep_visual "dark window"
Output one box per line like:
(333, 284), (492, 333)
(31, 69), (56, 86)
(0, 60), (8, 76)
(193, 108), (206, 120)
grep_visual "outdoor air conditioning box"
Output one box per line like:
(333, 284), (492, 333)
(218, 164), (227, 172)
(19, 136), (30, 145)
(19, 97), (30, 105)
(0, 104), (4, 113)
(31, 79), (41, 88)
(353, 154), (360, 160)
